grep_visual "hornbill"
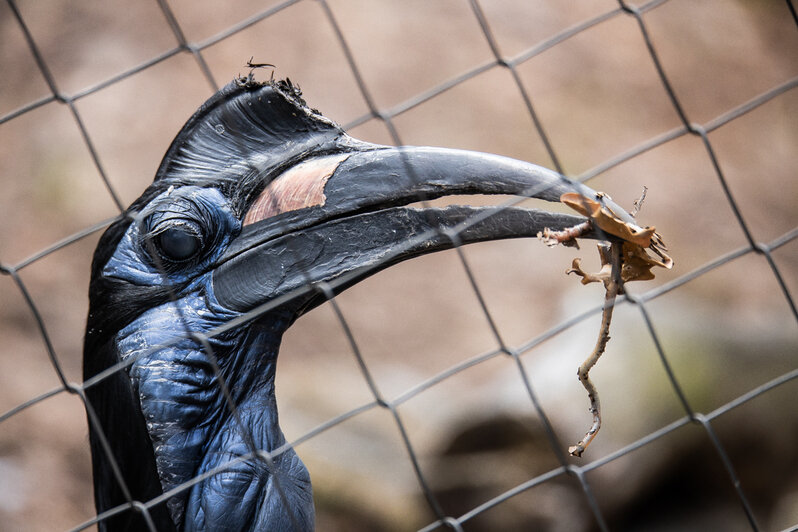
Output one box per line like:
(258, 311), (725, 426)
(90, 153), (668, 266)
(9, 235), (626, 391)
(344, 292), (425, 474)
(83, 76), (637, 531)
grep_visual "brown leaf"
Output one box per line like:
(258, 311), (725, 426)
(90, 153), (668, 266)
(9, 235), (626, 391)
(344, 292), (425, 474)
(560, 192), (656, 247)
(560, 192), (673, 280)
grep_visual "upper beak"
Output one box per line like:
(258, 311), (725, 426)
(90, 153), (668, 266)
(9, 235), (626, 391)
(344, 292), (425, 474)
(212, 144), (628, 314)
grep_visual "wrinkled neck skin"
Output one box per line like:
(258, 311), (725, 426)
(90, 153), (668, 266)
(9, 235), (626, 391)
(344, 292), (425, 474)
(115, 282), (313, 531)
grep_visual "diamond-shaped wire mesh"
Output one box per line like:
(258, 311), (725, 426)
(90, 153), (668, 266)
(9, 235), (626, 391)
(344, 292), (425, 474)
(1, 0), (796, 530)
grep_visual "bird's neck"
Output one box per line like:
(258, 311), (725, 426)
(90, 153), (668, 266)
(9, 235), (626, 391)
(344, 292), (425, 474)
(108, 294), (299, 526)
(170, 317), (313, 530)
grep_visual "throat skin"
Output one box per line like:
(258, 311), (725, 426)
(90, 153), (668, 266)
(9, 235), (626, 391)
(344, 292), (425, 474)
(115, 289), (313, 531)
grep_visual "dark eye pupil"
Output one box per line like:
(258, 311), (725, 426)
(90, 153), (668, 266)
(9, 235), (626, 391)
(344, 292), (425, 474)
(157, 227), (200, 261)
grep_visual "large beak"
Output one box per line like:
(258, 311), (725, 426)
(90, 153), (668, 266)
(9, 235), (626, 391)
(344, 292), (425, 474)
(212, 145), (628, 314)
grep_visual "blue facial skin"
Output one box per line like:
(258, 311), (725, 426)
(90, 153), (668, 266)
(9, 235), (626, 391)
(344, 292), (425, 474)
(103, 186), (313, 531)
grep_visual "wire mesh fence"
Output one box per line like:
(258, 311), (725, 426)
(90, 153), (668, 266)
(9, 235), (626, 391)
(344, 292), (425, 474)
(1, 0), (796, 530)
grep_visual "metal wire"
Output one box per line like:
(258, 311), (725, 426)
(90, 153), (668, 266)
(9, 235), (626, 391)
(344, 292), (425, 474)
(1, 0), (796, 530)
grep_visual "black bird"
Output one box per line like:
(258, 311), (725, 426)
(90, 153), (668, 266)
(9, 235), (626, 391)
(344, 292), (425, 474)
(83, 76), (634, 531)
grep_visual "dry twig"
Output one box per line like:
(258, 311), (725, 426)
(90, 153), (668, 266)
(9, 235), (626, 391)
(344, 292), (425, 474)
(568, 242), (622, 457)
(539, 190), (673, 456)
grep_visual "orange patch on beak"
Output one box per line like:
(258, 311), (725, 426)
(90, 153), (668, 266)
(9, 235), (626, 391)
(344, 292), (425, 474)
(244, 153), (352, 225)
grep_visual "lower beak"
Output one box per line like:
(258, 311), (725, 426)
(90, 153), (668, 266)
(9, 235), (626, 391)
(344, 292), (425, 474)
(212, 145), (625, 313)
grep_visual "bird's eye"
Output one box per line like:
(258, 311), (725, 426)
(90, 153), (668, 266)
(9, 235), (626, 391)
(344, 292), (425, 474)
(139, 190), (226, 270)
(156, 226), (201, 262)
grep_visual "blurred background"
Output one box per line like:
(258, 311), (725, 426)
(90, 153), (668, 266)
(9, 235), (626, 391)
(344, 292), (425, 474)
(0, 0), (796, 530)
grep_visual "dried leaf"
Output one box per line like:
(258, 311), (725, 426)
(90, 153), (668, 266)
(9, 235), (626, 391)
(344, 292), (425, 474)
(560, 192), (655, 247)
(560, 192), (673, 281)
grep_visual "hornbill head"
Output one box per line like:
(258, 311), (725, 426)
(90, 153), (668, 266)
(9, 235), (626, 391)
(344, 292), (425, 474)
(83, 77), (634, 530)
